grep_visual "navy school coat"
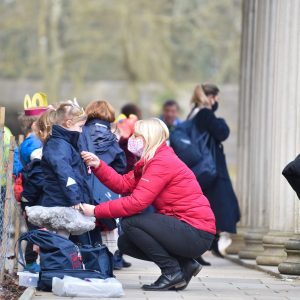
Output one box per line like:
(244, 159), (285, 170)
(79, 119), (127, 230)
(41, 125), (93, 207)
(21, 158), (44, 210)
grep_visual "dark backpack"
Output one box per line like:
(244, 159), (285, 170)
(17, 230), (83, 271)
(80, 244), (114, 277)
(170, 120), (217, 189)
(16, 230), (107, 291)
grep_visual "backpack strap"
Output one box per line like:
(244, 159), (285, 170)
(14, 231), (31, 268)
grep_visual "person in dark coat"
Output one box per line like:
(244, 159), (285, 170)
(21, 108), (57, 210)
(41, 101), (92, 208)
(80, 100), (130, 268)
(41, 101), (99, 244)
(187, 84), (240, 256)
(81, 100), (126, 177)
(79, 100), (127, 229)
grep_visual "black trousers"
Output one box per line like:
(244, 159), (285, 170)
(118, 213), (214, 274)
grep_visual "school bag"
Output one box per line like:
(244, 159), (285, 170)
(16, 230), (108, 291)
(80, 244), (113, 277)
(170, 120), (217, 189)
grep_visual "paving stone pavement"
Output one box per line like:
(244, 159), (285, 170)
(31, 253), (300, 300)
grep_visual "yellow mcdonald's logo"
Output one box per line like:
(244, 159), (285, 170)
(24, 92), (48, 109)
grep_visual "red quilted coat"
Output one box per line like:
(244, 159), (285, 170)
(93, 143), (216, 234)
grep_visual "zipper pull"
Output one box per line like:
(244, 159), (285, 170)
(75, 245), (85, 270)
(87, 166), (92, 174)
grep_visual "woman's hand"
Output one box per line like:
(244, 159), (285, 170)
(81, 151), (101, 168)
(72, 203), (84, 212)
(33, 244), (40, 254)
(81, 203), (96, 217)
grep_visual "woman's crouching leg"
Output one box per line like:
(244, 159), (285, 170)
(117, 232), (152, 262)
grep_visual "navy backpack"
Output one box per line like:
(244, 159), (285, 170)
(16, 230), (108, 291)
(170, 120), (217, 189)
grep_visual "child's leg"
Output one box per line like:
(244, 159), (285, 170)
(24, 219), (40, 272)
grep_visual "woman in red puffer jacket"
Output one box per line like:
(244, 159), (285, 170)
(81, 118), (215, 291)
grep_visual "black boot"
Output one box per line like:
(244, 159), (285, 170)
(142, 270), (186, 291)
(113, 250), (132, 270)
(211, 234), (224, 258)
(196, 255), (211, 266)
(173, 259), (202, 291)
(122, 257), (132, 268)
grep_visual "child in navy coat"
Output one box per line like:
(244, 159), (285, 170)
(41, 100), (92, 209)
(80, 100), (128, 265)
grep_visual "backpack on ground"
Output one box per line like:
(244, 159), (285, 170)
(80, 244), (114, 277)
(16, 230), (108, 291)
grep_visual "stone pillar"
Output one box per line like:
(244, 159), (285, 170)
(237, 0), (271, 260)
(226, 0), (253, 255)
(279, 189), (300, 275)
(275, 0), (300, 275)
(256, 0), (299, 266)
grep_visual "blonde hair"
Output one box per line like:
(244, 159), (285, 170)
(191, 84), (210, 107)
(36, 108), (57, 143)
(134, 118), (169, 164)
(85, 100), (115, 123)
(56, 99), (87, 126)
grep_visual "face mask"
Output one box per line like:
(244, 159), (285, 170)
(128, 136), (145, 157)
(212, 102), (219, 112)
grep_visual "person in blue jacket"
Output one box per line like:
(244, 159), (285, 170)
(41, 101), (92, 208)
(191, 84), (240, 249)
(80, 100), (129, 269)
(21, 108), (57, 210)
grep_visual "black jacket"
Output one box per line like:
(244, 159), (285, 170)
(21, 158), (44, 210)
(79, 119), (127, 230)
(41, 125), (93, 207)
(192, 108), (240, 233)
(282, 154), (300, 200)
(80, 119), (126, 174)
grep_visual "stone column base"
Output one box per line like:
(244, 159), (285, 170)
(278, 236), (300, 275)
(238, 230), (266, 259)
(226, 233), (246, 255)
(256, 231), (294, 266)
